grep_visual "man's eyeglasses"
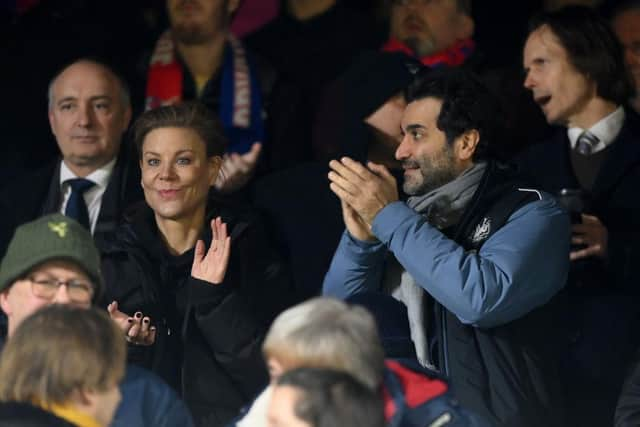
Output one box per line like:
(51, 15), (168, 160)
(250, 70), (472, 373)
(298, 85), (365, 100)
(26, 275), (94, 303)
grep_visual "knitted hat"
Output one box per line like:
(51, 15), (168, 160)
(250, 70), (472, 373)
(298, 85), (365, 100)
(0, 214), (102, 300)
(339, 50), (423, 120)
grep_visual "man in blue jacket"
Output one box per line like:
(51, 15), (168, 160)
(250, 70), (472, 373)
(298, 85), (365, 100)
(323, 68), (570, 427)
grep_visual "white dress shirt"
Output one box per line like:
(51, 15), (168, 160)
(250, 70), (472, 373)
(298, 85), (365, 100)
(567, 106), (625, 154)
(59, 158), (116, 234)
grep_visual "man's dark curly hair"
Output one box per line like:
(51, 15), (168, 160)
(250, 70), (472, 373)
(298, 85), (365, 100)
(404, 68), (500, 161)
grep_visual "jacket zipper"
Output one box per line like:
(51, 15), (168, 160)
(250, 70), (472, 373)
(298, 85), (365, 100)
(440, 304), (449, 375)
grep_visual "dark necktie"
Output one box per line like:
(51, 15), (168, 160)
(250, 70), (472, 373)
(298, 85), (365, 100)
(64, 178), (95, 230)
(576, 130), (599, 156)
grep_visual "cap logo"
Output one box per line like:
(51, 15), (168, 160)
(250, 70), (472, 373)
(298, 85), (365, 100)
(48, 221), (68, 238)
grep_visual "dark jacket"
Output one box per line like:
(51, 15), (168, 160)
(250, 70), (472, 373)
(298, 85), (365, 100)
(516, 109), (640, 294)
(0, 402), (75, 427)
(383, 360), (490, 427)
(113, 364), (194, 427)
(515, 108), (640, 426)
(434, 163), (567, 427)
(0, 145), (142, 258)
(100, 198), (294, 427)
(228, 358), (489, 427)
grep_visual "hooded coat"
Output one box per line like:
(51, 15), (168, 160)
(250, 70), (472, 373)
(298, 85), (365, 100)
(100, 199), (294, 427)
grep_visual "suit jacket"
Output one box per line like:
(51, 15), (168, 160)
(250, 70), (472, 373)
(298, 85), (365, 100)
(516, 109), (640, 293)
(515, 108), (640, 426)
(0, 146), (142, 257)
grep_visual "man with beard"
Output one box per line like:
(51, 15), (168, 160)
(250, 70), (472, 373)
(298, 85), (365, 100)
(383, 0), (475, 67)
(518, 6), (640, 426)
(145, 0), (296, 193)
(381, 0), (549, 158)
(322, 68), (570, 427)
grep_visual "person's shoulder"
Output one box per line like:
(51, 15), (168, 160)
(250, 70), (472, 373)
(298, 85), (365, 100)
(504, 189), (567, 232)
(620, 106), (640, 136)
(0, 401), (76, 427)
(101, 201), (153, 253)
(0, 160), (57, 197)
(122, 364), (179, 396)
(208, 195), (263, 235)
(115, 364), (194, 427)
(383, 359), (492, 427)
(515, 127), (565, 159)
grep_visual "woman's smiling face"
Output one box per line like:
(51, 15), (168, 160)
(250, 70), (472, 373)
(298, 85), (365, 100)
(140, 126), (220, 222)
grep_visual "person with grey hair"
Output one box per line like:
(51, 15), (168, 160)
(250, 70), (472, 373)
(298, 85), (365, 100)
(231, 297), (487, 427)
(0, 57), (142, 258)
(262, 298), (384, 390)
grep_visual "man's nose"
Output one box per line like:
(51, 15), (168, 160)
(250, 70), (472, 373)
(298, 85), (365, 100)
(523, 71), (536, 90)
(395, 135), (411, 160)
(76, 104), (93, 127)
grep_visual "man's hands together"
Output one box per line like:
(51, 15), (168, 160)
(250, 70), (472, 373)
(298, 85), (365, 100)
(328, 157), (398, 241)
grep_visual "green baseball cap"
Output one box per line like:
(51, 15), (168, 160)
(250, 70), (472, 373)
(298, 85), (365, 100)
(0, 214), (103, 300)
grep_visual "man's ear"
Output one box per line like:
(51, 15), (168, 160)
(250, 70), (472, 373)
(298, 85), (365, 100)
(70, 387), (97, 412)
(0, 291), (12, 317)
(455, 129), (480, 161)
(48, 109), (57, 135)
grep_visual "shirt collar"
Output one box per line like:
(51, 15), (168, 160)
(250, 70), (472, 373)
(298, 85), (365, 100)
(59, 157), (117, 189)
(567, 106), (625, 153)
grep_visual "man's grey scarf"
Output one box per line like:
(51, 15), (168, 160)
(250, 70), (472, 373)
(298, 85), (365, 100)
(385, 162), (486, 368)
(406, 162), (487, 229)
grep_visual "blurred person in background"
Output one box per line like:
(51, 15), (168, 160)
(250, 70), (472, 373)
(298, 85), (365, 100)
(0, 305), (125, 427)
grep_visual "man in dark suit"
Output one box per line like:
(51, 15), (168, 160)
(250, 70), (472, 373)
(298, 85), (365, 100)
(518, 7), (640, 426)
(0, 58), (142, 256)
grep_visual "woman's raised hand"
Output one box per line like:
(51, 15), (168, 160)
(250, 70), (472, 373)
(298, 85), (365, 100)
(191, 217), (231, 285)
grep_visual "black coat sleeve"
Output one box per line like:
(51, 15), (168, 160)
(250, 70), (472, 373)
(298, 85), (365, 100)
(187, 214), (295, 398)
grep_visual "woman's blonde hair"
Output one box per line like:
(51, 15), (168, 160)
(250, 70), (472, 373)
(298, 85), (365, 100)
(263, 298), (385, 390)
(0, 305), (126, 405)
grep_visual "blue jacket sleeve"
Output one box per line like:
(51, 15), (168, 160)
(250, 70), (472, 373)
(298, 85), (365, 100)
(322, 231), (388, 299)
(370, 198), (570, 328)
